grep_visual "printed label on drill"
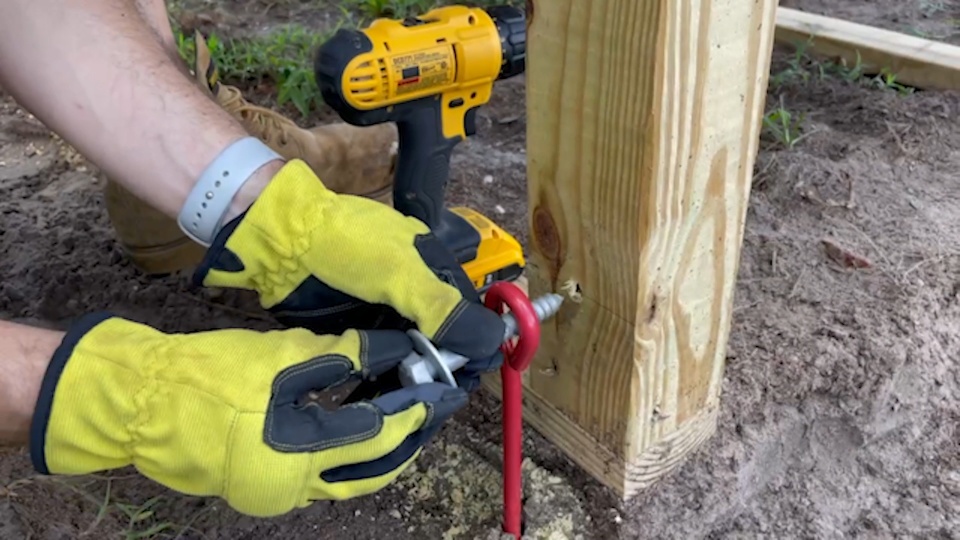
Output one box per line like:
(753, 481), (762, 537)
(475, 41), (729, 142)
(391, 48), (454, 94)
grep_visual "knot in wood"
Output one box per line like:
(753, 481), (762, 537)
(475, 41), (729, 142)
(532, 204), (561, 260)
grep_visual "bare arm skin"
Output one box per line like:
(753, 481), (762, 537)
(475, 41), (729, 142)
(134, 0), (183, 65)
(0, 0), (281, 220)
(0, 0), (283, 443)
(0, 322), (62, 444)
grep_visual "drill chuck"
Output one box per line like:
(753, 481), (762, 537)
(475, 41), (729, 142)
(486, 5), (527, 80)
(398, 293), (564, 388)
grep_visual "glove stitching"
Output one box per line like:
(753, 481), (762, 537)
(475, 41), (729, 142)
(264, 357), (384, 452)
(432, 299), (469, 345)
(265, 356), (353, 436)
(423, 401), (436, 430)
(358, 331), (369, 377)
(219, 409), (241, 501)
(265, 356), (352, 412)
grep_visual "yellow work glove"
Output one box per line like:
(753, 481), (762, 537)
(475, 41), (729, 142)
(29, 312), (467, 517)
(193, 159), (505, 391)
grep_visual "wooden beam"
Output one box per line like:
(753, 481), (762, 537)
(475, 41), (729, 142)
(483, 0), (778, 499)
(775, 7), (960, 91)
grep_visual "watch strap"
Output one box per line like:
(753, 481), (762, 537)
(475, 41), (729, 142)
(177, 136), (282, 246)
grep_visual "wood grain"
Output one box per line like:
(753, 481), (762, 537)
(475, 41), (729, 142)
(492, 0), (778, 498)
(775, 7), (960, 91)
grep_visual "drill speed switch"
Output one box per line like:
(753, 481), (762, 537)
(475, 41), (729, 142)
(398, 293), (564, 387)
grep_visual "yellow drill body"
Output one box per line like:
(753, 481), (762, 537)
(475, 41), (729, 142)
(338, 7), (503, 140)
(315, 5), (527, 291)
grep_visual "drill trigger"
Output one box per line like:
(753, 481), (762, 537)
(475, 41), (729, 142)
(465, 106), (479, 137)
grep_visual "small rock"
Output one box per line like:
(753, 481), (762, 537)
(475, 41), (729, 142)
(944, 470), (960, 495)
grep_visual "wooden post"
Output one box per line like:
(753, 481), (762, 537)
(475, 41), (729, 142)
(484, 0), (778, 498)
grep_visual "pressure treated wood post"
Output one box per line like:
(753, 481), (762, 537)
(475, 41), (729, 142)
(486, 0), (778, 498)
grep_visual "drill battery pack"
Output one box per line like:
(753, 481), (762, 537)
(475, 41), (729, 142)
(446, 206), (525, 291)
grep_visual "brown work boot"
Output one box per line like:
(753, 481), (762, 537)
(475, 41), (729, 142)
(192, 31), (398, 201)
(102, 31), (398, 275)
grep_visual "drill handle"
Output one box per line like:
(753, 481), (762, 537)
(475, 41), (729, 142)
(393, 101), (464, 231)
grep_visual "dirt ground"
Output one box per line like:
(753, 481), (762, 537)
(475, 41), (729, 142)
(2, 0), (959, 538)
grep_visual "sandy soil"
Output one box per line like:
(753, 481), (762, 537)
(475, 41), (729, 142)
(2, 1), (959, 539)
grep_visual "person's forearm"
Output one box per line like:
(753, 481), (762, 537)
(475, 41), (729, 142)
(134, 0), (182, 65)
(0, 0), (280, 222)
(0, 321), (62, 445)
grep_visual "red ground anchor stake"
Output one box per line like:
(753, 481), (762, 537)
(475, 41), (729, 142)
(483, 281), (541, 539)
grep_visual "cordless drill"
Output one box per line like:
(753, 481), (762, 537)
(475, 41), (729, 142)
(313, 5), (527, 292)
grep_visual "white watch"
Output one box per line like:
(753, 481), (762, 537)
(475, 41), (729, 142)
(177, 136), (282, 246)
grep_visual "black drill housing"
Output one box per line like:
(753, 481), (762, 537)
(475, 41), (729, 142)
(313, 6), (526, 267)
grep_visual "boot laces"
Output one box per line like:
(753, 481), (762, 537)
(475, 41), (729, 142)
(217, 85), (296, 148)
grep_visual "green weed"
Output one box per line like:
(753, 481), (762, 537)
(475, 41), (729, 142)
(114, 496), (175, 540)
(768, 38), (818, 88)
(761, 96), (812, 150)
(769, 38), (864, 87)
(869, 68), (915, 95)
(770, 38), (919, 95)
(345, 0), (525, 19)
(174, 24), (343, 119)
(41, 475), (213, 539)
(166, 1), (527, 118)
(346, 0), (435, 18)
